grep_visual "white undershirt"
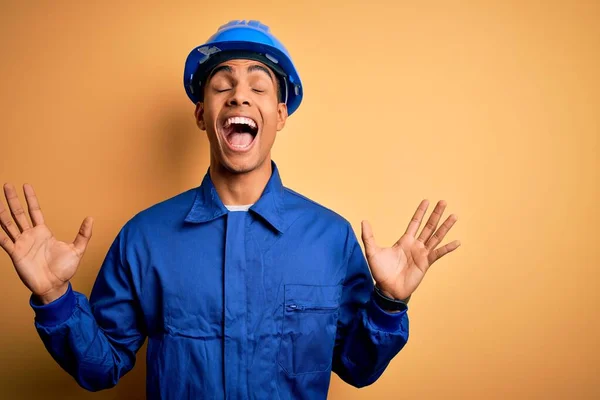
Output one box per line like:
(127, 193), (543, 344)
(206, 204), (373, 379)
(225, 204), (253, 212)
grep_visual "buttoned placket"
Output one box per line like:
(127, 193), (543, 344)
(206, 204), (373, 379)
(223, 211), (249, 399)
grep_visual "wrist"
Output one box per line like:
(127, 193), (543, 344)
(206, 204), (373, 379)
(35, 283), (69, 305)
(373, 285), (410, 312)
(375, 284), (411, 304)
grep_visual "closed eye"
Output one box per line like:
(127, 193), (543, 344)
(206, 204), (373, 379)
(215, 88), (231, 93)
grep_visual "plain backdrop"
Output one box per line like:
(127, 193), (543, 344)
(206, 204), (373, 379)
(0, 1), (598, 399)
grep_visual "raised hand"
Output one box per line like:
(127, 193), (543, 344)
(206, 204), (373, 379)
(0, 184), (93, 304)
(361, 199), (461, 301)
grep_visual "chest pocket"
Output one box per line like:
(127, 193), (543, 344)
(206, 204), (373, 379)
(278, 284), (342, 376)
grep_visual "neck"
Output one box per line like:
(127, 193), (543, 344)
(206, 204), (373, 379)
(209, 158), (272, 206)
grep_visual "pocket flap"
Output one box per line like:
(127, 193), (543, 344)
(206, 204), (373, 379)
(284, 284), (342, 308)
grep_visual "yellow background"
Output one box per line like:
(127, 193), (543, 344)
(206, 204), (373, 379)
(0, 1), (598, 399)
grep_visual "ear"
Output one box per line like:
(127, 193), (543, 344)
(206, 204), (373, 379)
(276, 103), (288, 131)
(194, 102), (206, 131)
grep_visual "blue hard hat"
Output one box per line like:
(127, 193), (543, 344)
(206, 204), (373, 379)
(183, 20), (303, 116)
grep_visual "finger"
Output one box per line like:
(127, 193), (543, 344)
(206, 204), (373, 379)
(361, 220), (379, 255)
(0, 230), (15, 257)
(73, 217), (94, 255)
(405, 199), (429, 237)
(23, 184), (45, 226)
(426, 214), (458, 250)
(0, 186), (21, 241)
(429, 240), (461, 264)
(3, 183), (31, 232)
(417, 200), (447, 243)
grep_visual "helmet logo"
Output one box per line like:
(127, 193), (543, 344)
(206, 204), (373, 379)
(197, 45), (221, 64)
(197, 46), (221, 56)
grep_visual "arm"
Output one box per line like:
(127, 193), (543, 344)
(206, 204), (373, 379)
(333, 199), (461, 387)
(332, 234), (409, 387)
(31, 230), (146, 391)
(0, 183), (145, 391)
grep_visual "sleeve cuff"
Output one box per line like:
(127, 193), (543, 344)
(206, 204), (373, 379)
(367, 291), (408, 332)
(29, 283), (77, 327)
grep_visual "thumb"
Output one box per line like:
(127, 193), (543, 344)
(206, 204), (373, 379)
(73, 216), (94, 256)
(361, 220), (378, 255)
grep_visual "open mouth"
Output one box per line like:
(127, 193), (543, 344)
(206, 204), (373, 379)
(221, 116), (259, 151)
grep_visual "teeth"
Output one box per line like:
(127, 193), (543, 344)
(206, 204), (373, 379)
(224, 116), (257, 129)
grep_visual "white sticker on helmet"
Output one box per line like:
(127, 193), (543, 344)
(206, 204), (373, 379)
(265, 53), (279, 64)
(197, 46), (221, 64)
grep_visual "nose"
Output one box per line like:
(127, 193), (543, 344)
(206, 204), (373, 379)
(226, 85), (252, 107)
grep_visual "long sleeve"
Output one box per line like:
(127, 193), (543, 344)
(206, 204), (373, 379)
(332, 229), (409, 387)
(29, 229), (146, 391)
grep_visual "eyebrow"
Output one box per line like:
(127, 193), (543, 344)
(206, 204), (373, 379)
(247, 64), (274, 82)
(208, 63), (274, 83)
(208, 65), (232, 80)
(207, 64), (273, 80)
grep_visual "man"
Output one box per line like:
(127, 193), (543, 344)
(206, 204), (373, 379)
(0, 20), (460, 399)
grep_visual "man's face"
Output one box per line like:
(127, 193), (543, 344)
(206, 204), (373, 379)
(195, 59), (288, 174)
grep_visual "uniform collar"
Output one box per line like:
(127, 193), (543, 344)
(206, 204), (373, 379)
(184, 161), (287, 233)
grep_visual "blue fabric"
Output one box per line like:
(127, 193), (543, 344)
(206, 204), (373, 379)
(30, 162), (409, 399)
(30, 283), (76, 326)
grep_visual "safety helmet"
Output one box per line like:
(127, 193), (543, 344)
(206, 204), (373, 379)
(183, 20), (303, 116)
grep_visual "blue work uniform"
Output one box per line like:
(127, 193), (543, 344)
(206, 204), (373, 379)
(30, 162), (409, 399)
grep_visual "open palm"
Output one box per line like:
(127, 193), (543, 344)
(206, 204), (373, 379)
(0, 183), (93, 302)
(361, 199), (461, 301)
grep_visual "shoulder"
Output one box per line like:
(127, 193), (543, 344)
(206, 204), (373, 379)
(281, 186), (362, 262)
(121, 187), (198, 234)
(282, 186), (353, 233)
